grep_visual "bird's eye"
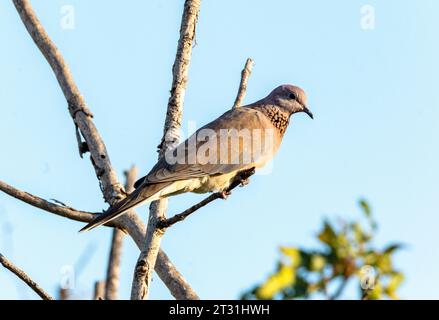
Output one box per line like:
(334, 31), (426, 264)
(289, 92), (297, 100)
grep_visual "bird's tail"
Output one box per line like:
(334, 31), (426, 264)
(79, 182), (170, 232)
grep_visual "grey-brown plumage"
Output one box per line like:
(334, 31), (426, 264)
(80, 84), (312, 232)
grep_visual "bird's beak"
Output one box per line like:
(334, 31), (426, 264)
(302, 106), (313, 119)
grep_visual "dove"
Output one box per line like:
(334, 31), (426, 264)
(80, 84), (312, 232)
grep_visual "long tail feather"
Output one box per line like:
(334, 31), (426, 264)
(79, 182), (170, 232)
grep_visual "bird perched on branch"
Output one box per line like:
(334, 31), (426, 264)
(80, 84), (313, 232)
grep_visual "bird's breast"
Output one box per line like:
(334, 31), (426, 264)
(192, 172), (238, 194)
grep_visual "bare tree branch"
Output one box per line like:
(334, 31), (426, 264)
(154, 250), (199, 300)
(232, 58), (254, 109)
(11, 0), (197, 299)
(158, 0), (201, 153)
(131, 0), (201, 300)
(0, 180), (199, 299)
(131, 200), (167, 300)
(12, 0), (118, 199)
(0, 180), (98, 223)
(0, 253), (53, 300)
(93, 281), (105, 300)
(158, 168), (255, 229)
(105, 166), (138, 300)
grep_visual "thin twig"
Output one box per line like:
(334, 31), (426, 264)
(158, 168), (255, 229)
(131, 0), (201, 300)
(0, 253), (53, 300)
(232, 58), (254, 109)
(12, 0), (197, 299)
(105, 166), (138, 300)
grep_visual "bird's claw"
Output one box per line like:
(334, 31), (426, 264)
(240, 178), (250, 187)
(120, 188), (129, 197)
(219, 191), (231, 199)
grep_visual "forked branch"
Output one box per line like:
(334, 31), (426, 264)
(11, 0), (197, 299)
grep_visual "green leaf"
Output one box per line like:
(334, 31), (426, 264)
(352, 222), (371, 244)
(363, 251), (379, 266)
(280, 247), (302, 267)
(365, 281), (382, 300)
(359, 199), (371, 218)
(318, 220), (338, 247)
(292, 275), (310, 298)
(359, 199), (378, 231)
(334, 234), (351, 259)
(310, 254), (326, 272)
(383, 272), (404, 299)
(255, 264), (296, 299)
(376, 253), (393, 273)
(383, 243), (405, 255)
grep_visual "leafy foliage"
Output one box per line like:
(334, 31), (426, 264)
(242, 200), (404, 300)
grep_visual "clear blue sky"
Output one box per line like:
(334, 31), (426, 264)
(0, 0), (437, 299)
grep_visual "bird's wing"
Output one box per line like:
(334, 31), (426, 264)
(134, 107), (279, 188)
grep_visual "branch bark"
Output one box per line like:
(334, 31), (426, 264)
(232, 58), (254, 109)
(11, 0), (197, 299)
(0, 253), (53, 300)
(104, 166), (138, 300)
(130, 201), (167, 300)
(131, 0), (201, 300)
(93, 281), (105, 300)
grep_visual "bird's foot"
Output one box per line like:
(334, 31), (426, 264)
(120, 188), (129, 197)
(219, 191), (231, 199)
(239, 177), (250, 187)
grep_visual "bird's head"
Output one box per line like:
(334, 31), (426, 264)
(266, 84), (313, 119)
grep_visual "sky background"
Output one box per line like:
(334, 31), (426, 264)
(0, 0), (437, 299)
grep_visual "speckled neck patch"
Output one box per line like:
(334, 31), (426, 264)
(261, 105), (290, 135)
